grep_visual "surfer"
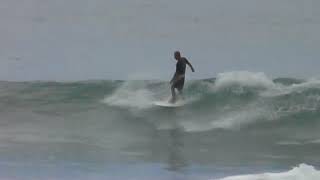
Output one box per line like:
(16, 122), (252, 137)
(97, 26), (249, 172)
(170, 51), (195, 103)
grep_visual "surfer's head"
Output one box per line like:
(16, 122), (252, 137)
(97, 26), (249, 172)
(174, 51), (181, 60)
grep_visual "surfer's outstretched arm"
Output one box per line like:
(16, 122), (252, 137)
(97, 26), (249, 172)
(186, 59), (195, 72)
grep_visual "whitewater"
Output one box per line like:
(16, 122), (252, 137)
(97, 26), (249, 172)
(1, 71), (320, 179)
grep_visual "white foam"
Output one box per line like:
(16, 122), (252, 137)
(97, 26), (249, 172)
(212, 71), (320, 98)
(210, 107), (263, 129)
(307, 139), (320, 144)
(214, 71), (276, 91)
(180, 120), (216, 132)
(103, 81), (155, 109)
(103, 81), (200, 109)
(262, 78), (320, 97)
(176, 99), (277, 132)
(218, 164), (320, 180)
(276, 141), (303, 146)
(180, 103), (272, 132)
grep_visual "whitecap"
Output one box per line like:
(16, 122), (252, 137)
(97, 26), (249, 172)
(218, 164), (320, 180)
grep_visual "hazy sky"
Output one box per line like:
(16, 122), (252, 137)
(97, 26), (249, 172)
(1, 0), (320, 81)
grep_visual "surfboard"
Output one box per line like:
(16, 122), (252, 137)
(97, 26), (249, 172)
(153, 100), (187, 107)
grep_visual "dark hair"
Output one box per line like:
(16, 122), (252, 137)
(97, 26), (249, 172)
(174, 51), (181, 57)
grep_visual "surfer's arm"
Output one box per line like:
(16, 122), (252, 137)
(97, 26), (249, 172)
(186, 59), (195, 72)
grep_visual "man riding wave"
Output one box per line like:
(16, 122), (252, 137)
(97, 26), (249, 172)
(170, 51), (195, 103)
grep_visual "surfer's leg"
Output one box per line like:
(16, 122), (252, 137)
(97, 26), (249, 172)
(178, 89), (184, 100)
(177, 87), (186, 101)
(176, 78), (185, 100)
(170, 85), (176, 103)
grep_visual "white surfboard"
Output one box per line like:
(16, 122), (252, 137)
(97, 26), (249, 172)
(153, 100), (187, 107)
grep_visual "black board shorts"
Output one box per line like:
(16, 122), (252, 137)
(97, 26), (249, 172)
(173, 77), (185, 91)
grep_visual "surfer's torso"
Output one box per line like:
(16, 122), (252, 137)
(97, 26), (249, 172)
(176, 58), (187, 75)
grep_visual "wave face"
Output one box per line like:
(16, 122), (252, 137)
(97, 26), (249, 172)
(102, 71), (320, 131)
(3, 72), (320, 131)
(1, 71), (320, 179)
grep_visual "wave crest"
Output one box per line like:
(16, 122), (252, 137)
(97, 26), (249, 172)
(219, 164), (320, 180)
(214, 71), (276, 91)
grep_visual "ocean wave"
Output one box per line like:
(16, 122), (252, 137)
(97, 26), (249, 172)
(218, 164), (320, 180)
(2, 71), (320, 131)
(214, 71), (276, 91)
(102, 81), (156, 109)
